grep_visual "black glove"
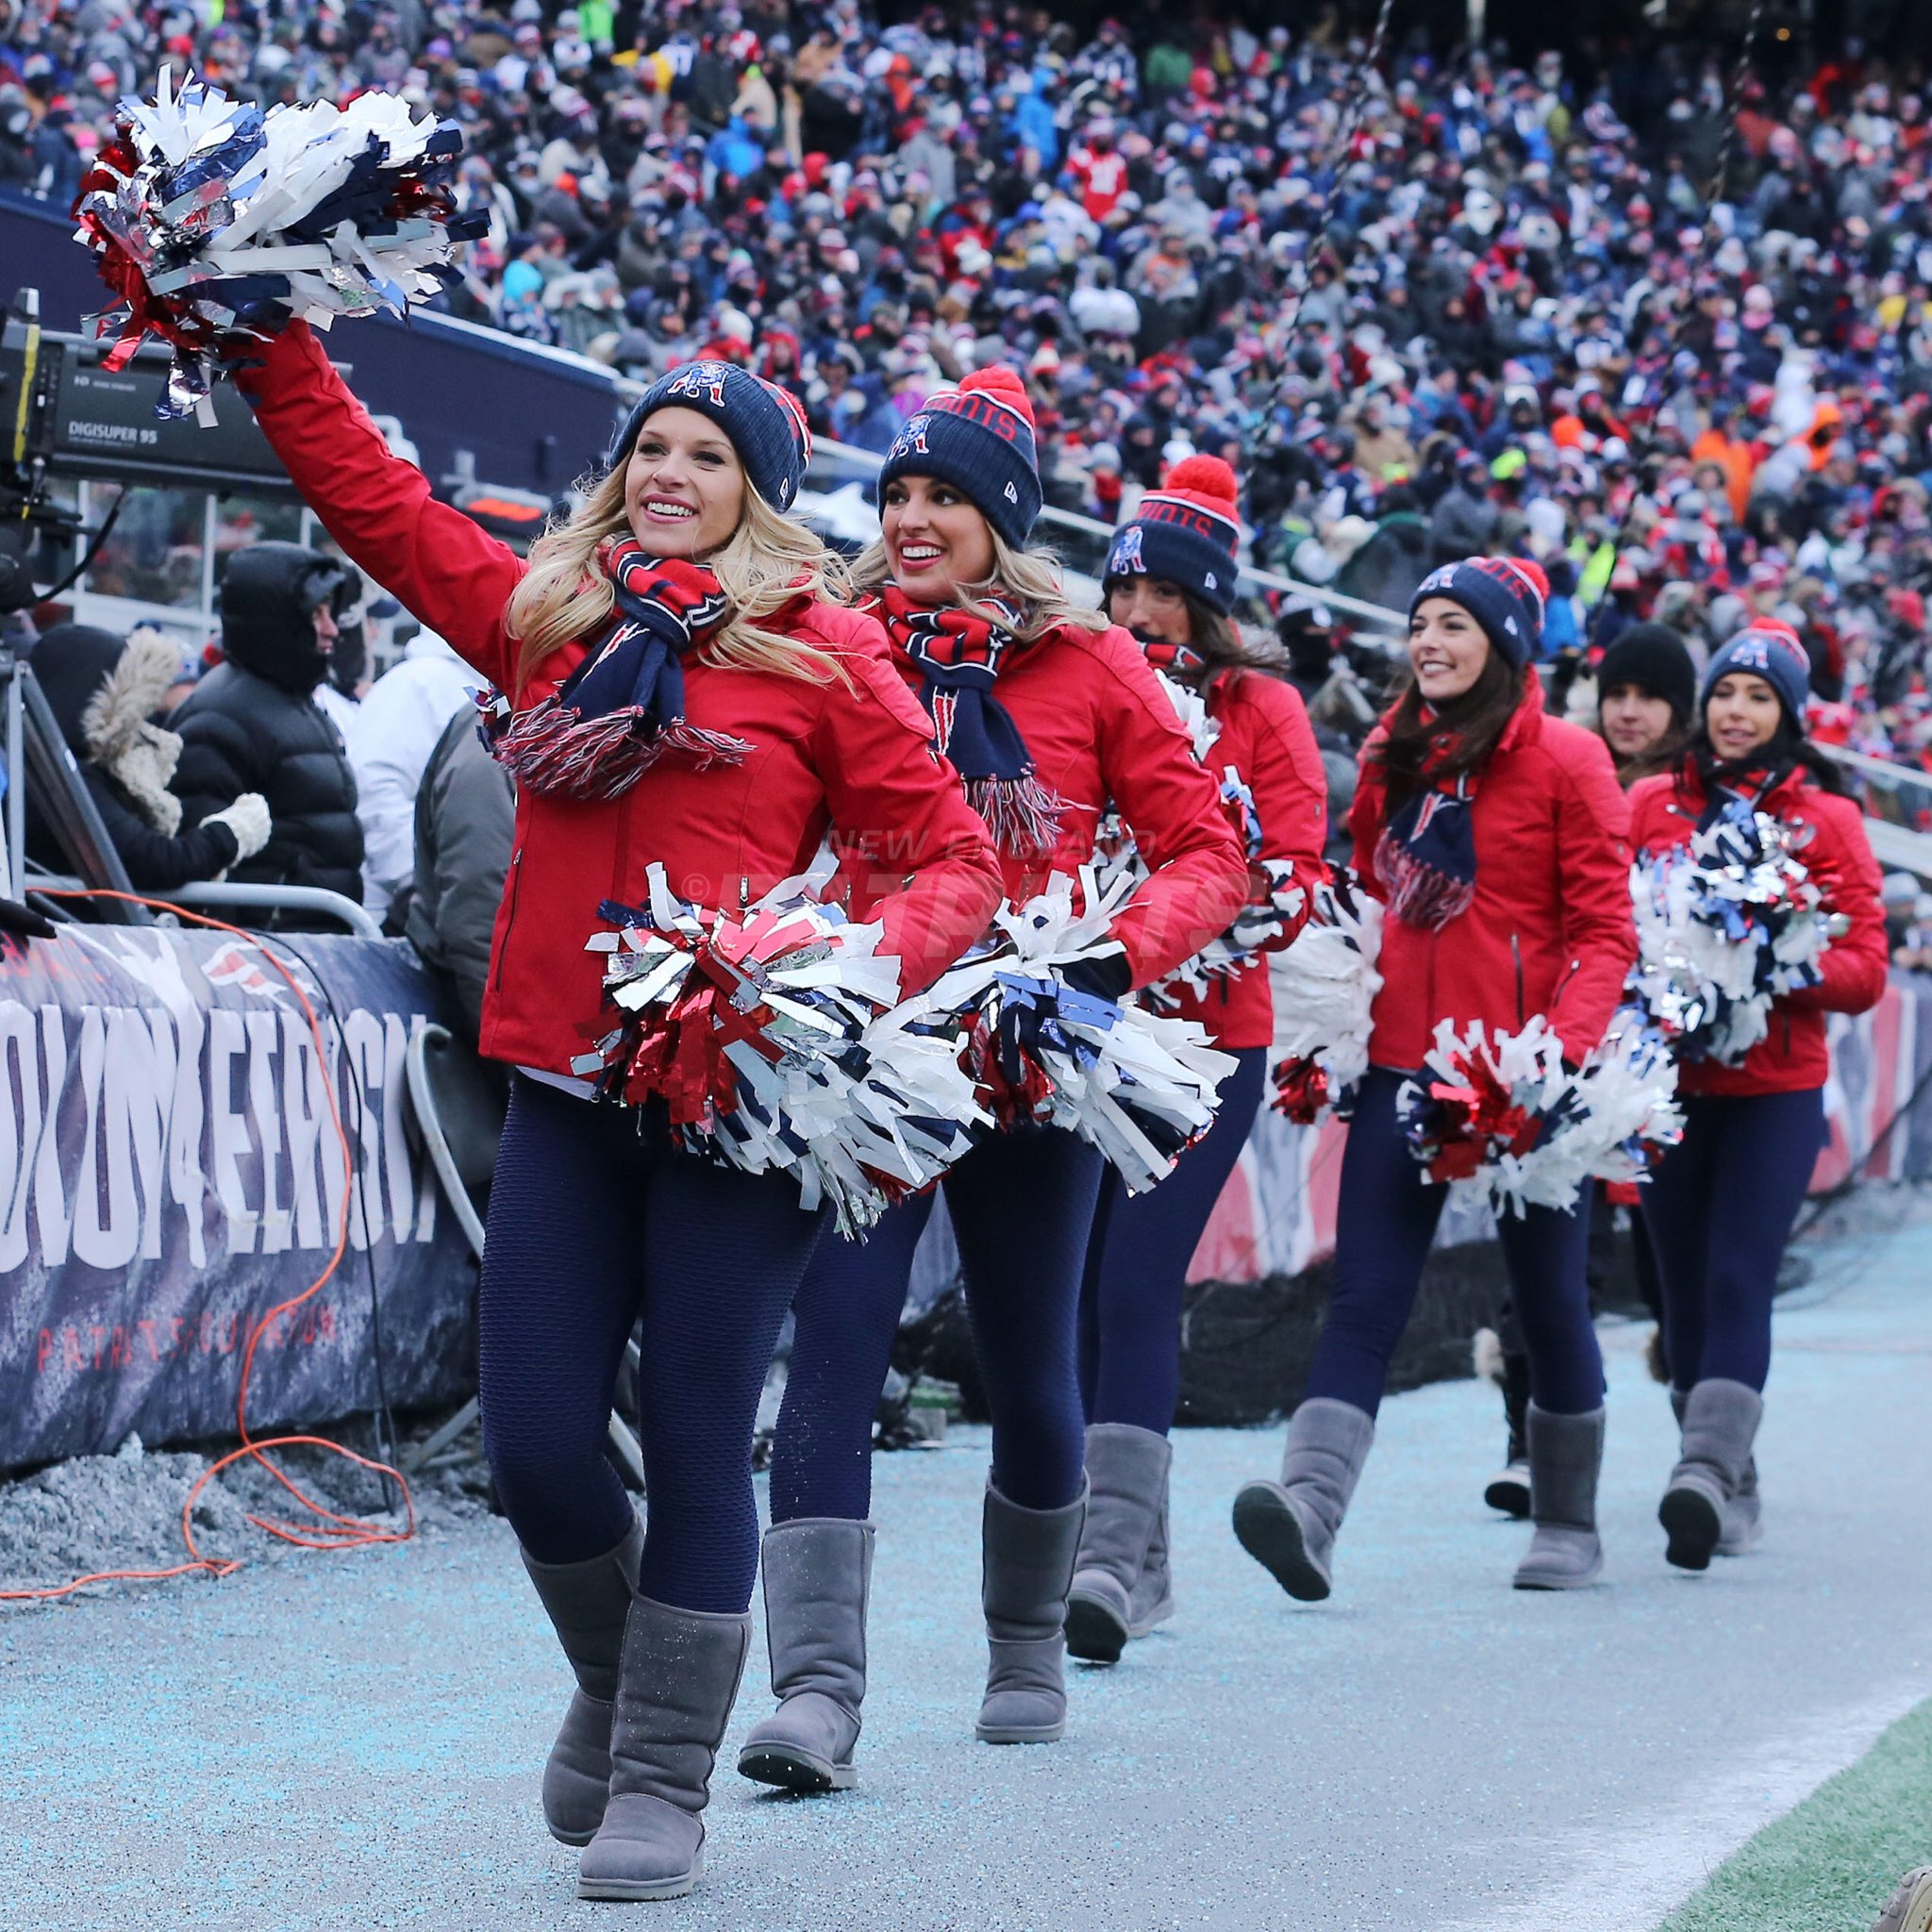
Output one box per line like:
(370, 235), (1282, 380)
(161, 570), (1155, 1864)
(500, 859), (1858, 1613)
(1058, 947), (1133, 1002)
(0, 897), (57, 941)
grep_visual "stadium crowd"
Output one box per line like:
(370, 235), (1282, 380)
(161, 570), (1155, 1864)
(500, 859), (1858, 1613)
(6, 3), (1932, 786)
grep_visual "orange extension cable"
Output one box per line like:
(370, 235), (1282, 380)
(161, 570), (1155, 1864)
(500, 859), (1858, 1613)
(0, 891), (416, 1602)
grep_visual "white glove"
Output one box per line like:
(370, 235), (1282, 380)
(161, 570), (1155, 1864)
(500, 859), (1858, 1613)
(205, 792), (272, 863)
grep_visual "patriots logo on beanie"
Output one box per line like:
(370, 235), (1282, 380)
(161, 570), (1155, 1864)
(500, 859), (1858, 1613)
(1106, 456), (1244, 616)
(1108, 525), (1146, 575)
(1700, 618), (1812, 727)
(616, 360), (810, 512)
(1411, 556), (1545, 671)
(875, 366), (1043, 549)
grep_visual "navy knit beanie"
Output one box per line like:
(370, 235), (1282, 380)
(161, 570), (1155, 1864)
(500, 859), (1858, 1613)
(614, 359), (811, 512)
(1701, 619), (1812, 728)
(875, 367), (1042, 549)
(1409, 556), (1546, 670)
(1105, 456), (1243, 615)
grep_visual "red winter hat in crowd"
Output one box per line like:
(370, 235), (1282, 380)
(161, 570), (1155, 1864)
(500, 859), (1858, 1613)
(1106, 454), (1244, 615)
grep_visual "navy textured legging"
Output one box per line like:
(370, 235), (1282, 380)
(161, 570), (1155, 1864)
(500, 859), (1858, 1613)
(769, 1127), (1105, 1523)
(1305, 1067), (1605, 1418)
(478, 1075), (827, 1613)
(1639, 1086), (1824, 1393)
(1078, 1046), (1268, 1432)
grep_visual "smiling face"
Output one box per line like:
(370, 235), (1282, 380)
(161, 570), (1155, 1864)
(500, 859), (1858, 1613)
(1108, 576), (1191, 645)
(623, 406), (747, 558)
(1705, 670), (1784, 760)
(1407, 596), (1491, 705)
(880, 474), (997, 600)
(1599, 681), (1676, 761)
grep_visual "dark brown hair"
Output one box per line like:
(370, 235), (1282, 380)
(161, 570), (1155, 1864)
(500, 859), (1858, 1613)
(1602, 723), (1689, 790)
(1373, 652), (1526, 808)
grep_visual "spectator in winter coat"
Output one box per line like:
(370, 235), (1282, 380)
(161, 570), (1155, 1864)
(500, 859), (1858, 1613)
(170, 542), (365, 917)
(349, 629), (477, 923)
(404, 706), (514, 1039)
(26, 624), (271, 891)
(1428, 461), (1500, 565)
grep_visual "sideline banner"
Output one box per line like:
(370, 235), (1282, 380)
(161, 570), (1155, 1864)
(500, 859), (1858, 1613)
(0, 925), (476, 1472)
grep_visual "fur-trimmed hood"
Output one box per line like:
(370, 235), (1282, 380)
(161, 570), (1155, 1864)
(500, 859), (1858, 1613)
(31, 624), (189, 835)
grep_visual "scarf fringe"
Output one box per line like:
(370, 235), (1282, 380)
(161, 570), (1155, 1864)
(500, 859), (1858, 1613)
(966, 773), (1068, 860)
(491, 697), (751, 801)
(1376, 826), (1478, 932)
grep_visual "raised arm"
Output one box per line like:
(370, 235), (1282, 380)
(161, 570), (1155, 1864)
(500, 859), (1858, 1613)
(230, 322), (525, 689)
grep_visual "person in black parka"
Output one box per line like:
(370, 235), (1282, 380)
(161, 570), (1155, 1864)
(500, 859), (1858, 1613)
(27, 624), (272, 891)
(170, 542), (366, 914)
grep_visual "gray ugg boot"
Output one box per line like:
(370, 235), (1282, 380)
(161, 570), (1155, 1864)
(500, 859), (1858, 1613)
(736, 1518), (874, 1793)
(1126, 1463), (1175, 1637)
(975, 1482), (1087, 1744)
(1660, 1378), (1763, 1573)
(1672, 1386), (1762, 1557)
(1066, 1424), (1172, 1665)
(521, 1517), (642, 1845)
(576, 1594), (752, 1903)
(1512, 1406), (1606, 1591)
(1230, 1397), (1375, 1602)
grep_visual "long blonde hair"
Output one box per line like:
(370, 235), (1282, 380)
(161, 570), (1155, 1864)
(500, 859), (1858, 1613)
(507, 461), (847, 689)
(850, 527), (1110, 642)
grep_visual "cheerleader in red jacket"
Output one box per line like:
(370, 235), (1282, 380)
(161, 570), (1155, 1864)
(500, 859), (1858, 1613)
(1232, 558), (1636, 1598)
(231, 324), (1003, 1903)
(1627, 623), (1885, 1571)
(1067, 457), (1326, 1664)
(744, 370), (1247, 1788)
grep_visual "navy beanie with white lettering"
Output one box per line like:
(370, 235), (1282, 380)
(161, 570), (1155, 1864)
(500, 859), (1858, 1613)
(1105, 455), (1244, 614)
(1409, 555), (1548, 671)
(614, 358), (811, 511)
(875, 367), (1042, 548)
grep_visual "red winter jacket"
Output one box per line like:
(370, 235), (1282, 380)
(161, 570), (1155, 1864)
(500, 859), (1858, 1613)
(235, 323), (1004, 1082)
(1352, 677), (1636, 1071)
(1626, 762), (1888, 1096)
(1163, 667), (1328, 1049)
(858, 599), (1249, 989)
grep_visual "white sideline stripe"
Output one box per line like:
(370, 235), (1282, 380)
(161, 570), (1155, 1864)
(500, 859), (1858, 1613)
(1447, 1674), (1932, 1932)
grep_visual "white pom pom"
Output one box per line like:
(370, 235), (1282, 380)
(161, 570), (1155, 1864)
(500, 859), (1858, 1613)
(1398, 1013), (1682, 1218)
(75, 70), (482, 420)
(580, 862), (987, 1239)
(1267, 869), (1384, 1121)
(921, 866), (1239, 1194)
(1628, 801), (1847, 1066)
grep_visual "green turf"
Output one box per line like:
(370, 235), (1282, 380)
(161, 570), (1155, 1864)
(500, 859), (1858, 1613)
(1658, 1698), (1932, 1930)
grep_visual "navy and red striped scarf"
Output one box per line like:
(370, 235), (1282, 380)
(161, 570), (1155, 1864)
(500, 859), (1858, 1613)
(877, 585), (1066, 858)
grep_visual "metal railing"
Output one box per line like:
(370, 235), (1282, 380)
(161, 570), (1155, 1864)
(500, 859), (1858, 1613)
(165, 881), (386, 940)
(803, 436), (1407, 634)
